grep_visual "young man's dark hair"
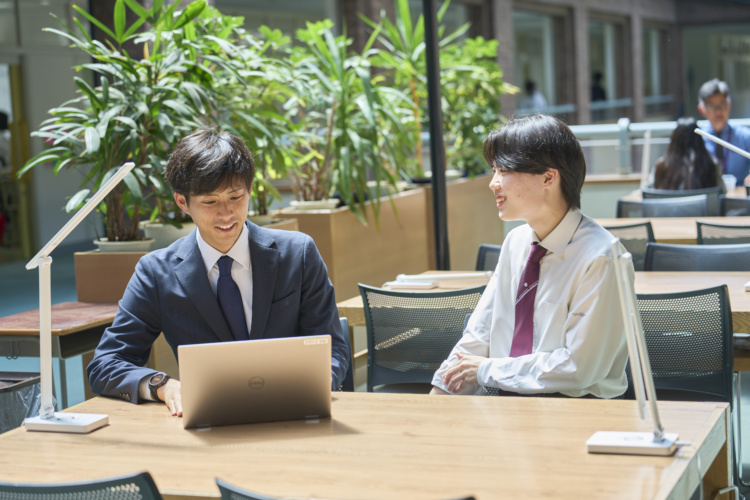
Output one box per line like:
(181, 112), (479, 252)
(164, 128), (255, 200)
(698, 78), (731, 105)
(483, 114), (586, 210)
(0, 111), (8, 131)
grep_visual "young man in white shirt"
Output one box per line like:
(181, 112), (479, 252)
(431, 114), (629, 398)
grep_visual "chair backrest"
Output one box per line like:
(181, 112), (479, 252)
(641, 186), (722, 216)
(616, 195), (708, 218)
(720, 195), (750, 216)
(216, 478), (278, 500)
(644, 241), (750, 271)
(603, 222), (655, 271)
(358, 284), (485, 392)
(475, 243), (502, 271)
(338, 317), (354, 392)
(636, 285), (733, 406)
(696, 220), (750, 245)
(0, 472), (162, 500)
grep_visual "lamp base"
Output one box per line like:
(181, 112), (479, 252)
(24, 413), (109, 434)
(586, 431), (679, 456)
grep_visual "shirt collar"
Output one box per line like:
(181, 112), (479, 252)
(196, 222), (251, 273)
(536, 208), (582, 255)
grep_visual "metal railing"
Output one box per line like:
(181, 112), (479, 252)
(570, 118), (750, 177)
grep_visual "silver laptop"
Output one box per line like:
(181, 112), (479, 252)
(178, 335), (332, 429)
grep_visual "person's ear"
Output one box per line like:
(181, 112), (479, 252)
(543, 168), (559, 187)
(174, 192), (190, 215)
(697, 103), (706, 117)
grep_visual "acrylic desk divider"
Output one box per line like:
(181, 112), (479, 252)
(585, 239), (678, 455)
(23, 162), (135, 433)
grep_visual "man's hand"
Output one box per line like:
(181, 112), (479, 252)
(157, 378), (182, 417)
(442, 353), (486, 393)
(744, 173), (750, 187)
(429, 386), (451, 395)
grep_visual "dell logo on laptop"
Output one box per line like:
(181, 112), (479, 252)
(248, 377), (265, 390)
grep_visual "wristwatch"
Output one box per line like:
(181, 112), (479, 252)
(148, 372), (170, 401)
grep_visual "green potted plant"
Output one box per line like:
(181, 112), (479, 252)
(362, 0), (517, 178)
(284, 19), (416, 224)
(19, 0), (211, 250)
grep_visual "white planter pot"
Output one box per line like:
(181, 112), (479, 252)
(140, 221), (197, 250)
(92, 238), (155, 253)
(289, 199), (340, 210)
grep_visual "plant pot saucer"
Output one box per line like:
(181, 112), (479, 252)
(92, 238), (155, 253)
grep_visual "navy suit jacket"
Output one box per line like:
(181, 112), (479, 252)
(87, 221), (349, 403)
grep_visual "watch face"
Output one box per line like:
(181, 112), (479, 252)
(150, 373), (165, 386)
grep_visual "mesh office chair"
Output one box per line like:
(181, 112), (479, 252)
(641, 186), (722, 216)
(475, 244), (502, 271)
(603, 222), (655, 271)
(216, 478), (278, 500)
(644, 242), (750, 271)
(635, 286), (743, 487)
(616, 195), (708, 218)
(337, 317), (354, 392)
(216, 479), (476, 500)
(0, 472), (162, 500)
(636, 285), (733, 404)
(720, 195), (750, 216)
(358, 284), (485, 393)
(697, 220), (750, 245)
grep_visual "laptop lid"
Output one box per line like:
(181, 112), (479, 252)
(178, 335), (332, 429)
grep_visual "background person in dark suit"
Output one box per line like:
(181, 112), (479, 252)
(88, 129), (349, 417)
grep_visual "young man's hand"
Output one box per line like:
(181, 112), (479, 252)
(157, 379), (182, 417)
(442, 352), (485, 393)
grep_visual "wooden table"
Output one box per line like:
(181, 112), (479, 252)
(0, 393), (732, 500)
(338, 271), (750, 372)
(595, 216), (750, 244)
(0, 301), (118, 408)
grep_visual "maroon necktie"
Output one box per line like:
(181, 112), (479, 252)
(509, 243), (547, 357)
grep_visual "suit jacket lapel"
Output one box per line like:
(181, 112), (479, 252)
(247, 222), (279, 339)
(173, 233), (235, 343)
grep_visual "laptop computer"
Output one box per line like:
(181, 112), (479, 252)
(178, 335), (332, 429)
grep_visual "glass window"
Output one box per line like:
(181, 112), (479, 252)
(215, 0), (334, 35)
(643, 26), (672, 118)
(589, 19), (630, 122)
(513, 10), (575, 122)
(0, 1), (17, 46)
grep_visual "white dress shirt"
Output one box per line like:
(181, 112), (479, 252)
(139, 223), (253, 401)
(432, 209), (630, 398)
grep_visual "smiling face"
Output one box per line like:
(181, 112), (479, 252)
(489, 165), (553, 222)
(699, 93), (731, 133)
(175, 183), (250, 254)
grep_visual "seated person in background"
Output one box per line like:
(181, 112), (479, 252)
(88, 129), (349, 416)
(650, 116), (725, 192)
(697, 78), (750, 185)
(520, 80), (548, 111)
(430, 114), (629, 399)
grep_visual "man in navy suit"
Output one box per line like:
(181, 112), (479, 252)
(87, 129), (350, 417)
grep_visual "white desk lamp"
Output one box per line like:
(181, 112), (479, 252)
(585, 239), (679, 455)
(23, 162), (135, 433)
(695, 128), (750, 161)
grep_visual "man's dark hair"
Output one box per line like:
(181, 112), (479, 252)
(483, 114), (586, 209)
(0, 112), (8, 131)
(164, 129), (254, 200)
(698, 78), (731, 105)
